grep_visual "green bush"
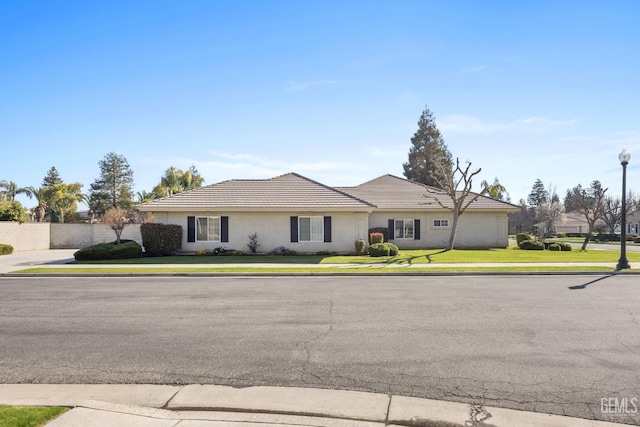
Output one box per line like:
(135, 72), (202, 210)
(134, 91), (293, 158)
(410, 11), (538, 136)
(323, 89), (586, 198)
(558, 242), (572, 251)
(369, 242), (400, 257)
(516, 233), (533, 246)
(0, 201), (28, 223)
(519, 240), (545, 250)
(548, 243), (561, 251)
(555, 232), (567, 238)
(140, 223), (183, 256)
(355, 239), (367, 255)
(74, 240), (143, 260)
(0, 243), (14, 255)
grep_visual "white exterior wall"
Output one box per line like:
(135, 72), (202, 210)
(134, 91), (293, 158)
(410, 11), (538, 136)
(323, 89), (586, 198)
(160, 211), (369, 254)
(369, 211), (509, 249)
(0, 222), (50, 251)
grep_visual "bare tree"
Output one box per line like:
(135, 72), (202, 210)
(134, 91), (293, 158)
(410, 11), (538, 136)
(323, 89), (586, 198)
(535, 201), (565, 240)
(568, 181), (608, 250)
(101, 207), (129, 244)
(424, 157), (485, 250)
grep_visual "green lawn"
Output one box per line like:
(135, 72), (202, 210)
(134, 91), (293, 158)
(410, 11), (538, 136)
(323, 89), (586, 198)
(0, 406), (68, 427)
(68, 247), (640, 265)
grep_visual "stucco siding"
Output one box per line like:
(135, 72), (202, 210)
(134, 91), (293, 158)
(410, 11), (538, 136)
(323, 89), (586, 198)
(369, 211), (509, 249)
(160, 211), (369, 254)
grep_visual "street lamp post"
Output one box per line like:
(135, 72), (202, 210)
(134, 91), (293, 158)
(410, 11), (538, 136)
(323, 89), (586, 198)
(617, 148), (631, 270)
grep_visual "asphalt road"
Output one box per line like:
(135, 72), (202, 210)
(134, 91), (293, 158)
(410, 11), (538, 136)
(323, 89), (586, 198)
(1, 275), (639, 425)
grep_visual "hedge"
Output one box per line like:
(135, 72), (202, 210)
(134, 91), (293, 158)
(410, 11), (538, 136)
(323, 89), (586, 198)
(368, 227), (390, 244)
(0, 243), (14, 255)
(516, 233), (533, 246)
(74, 240), (143, 261)
(519, 240), (545, 250)
(140, 223), (183, 256)
(369, 242), (399, 257)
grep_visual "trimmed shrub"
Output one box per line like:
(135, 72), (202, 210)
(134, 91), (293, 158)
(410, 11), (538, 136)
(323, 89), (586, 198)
(74, 240), (142, 260)
(555, 232), (566, 238)
(355, 239), (367, 255)
(633, 237), (640, 244)
(368, 227), (390, 243)
(558, 242), (572, 251)
(516, 233), (533, 246)
(140, 223), (183, 256)
(548, 243), (561, 251)
(0, 243), (14, 255)
(369, 243), (390, 257)
(369, 232), (384, 244)
(369, 242), (400, 257)
(519, 240), (545, 250)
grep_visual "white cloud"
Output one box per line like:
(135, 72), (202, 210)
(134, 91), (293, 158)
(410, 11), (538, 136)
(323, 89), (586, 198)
(285, 79), (338, 92)
(439, 115), (577, 134)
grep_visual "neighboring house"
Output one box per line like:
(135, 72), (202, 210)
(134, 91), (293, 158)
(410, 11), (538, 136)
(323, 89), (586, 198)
(137, 172), (518, 253)
(623, 211), (640, 235)
(535, 211), (606, 235)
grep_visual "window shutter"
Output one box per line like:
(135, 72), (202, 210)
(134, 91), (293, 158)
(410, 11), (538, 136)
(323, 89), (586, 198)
(290, 216), (298, 242)
(324, 216), (332, 242)
(388, 219), (395, 240)
(414, 219), (421, 240)
(187, 216), (196, 242)
(221, 216), (229, 242)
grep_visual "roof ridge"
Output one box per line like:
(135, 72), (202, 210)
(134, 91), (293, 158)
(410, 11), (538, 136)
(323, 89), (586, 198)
(284, 172), (377, 208)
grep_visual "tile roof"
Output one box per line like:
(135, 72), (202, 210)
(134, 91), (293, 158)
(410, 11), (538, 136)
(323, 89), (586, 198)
(138, 173), (375, 211)
(336, 174), (519, 211)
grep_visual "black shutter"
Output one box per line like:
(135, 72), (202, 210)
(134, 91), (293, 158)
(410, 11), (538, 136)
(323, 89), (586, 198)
(290, 216), (298, 242)
(324, 216), (332, 242)
(388, 219), (395, 240)
(187, 216), (196, 242)
(221, 216), (229, 242)
(414, 219), (421, 240)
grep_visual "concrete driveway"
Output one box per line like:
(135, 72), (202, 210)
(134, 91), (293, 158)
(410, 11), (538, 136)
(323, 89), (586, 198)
(0, 249), (77, 274)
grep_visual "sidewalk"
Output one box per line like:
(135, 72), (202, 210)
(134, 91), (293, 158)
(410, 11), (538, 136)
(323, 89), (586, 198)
(1, 249), (639, 275)
(0, 384), (632, 427)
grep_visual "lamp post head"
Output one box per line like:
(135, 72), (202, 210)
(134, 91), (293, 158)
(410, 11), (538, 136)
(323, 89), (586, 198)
(619, 148), (631, 165)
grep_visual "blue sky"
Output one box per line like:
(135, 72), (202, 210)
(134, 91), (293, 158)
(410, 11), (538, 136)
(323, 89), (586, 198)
(2, 0), (639, 210)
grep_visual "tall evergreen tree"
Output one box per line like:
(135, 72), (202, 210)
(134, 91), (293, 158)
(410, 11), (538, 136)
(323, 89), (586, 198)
(527, 179), (548, 208)
(42, 167), (63, 188)
(89, 152), (134, 216)
(403, 106), (452, 188)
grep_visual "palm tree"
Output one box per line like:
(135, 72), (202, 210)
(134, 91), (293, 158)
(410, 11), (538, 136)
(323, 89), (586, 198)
(0, 180), (28, 201)
(135, 190), (154, 204)
(23, 186), (49, 222)
(47, 183), (85, 223)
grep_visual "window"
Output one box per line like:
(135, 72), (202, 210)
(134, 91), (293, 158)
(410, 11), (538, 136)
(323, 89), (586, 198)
(299, 216), (323, 242)
(196, 216), (220, 241)
(394, 219), (414, 239)
(433, 219), (449, 228)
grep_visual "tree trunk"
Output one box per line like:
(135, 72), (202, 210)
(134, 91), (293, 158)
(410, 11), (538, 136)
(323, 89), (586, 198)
(581, 222), (595, 251)
(447, 211), (459, 251)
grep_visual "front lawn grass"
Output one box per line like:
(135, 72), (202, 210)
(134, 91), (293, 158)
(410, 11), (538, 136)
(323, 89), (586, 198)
(68, 247), (640, 265)
(0, 405), (68, 427)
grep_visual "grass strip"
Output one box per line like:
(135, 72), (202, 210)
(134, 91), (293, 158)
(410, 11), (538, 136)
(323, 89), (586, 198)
(0, 405), (68, 427)
(69, 248), (640, 265)
(13, 266), (623, 274)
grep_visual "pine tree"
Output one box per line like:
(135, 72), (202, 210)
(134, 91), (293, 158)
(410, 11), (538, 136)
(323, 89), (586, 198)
(402, 106), (452, 188)
(89, 152), (134, 216)
(42, 166), (63, 188)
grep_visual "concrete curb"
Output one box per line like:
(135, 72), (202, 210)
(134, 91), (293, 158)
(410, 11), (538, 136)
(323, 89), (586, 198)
(0, 384), (633, 427)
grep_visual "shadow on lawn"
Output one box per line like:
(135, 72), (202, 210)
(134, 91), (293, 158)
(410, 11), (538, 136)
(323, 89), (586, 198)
(384, 249), (448, 265)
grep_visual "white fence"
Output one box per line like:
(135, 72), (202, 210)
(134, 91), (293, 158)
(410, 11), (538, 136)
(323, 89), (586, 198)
(0, 222), (143, 251)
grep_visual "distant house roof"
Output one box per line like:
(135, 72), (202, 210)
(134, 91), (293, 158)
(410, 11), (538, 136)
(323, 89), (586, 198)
(337, 174), (518, 211)
(137, 172), (375, 212)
